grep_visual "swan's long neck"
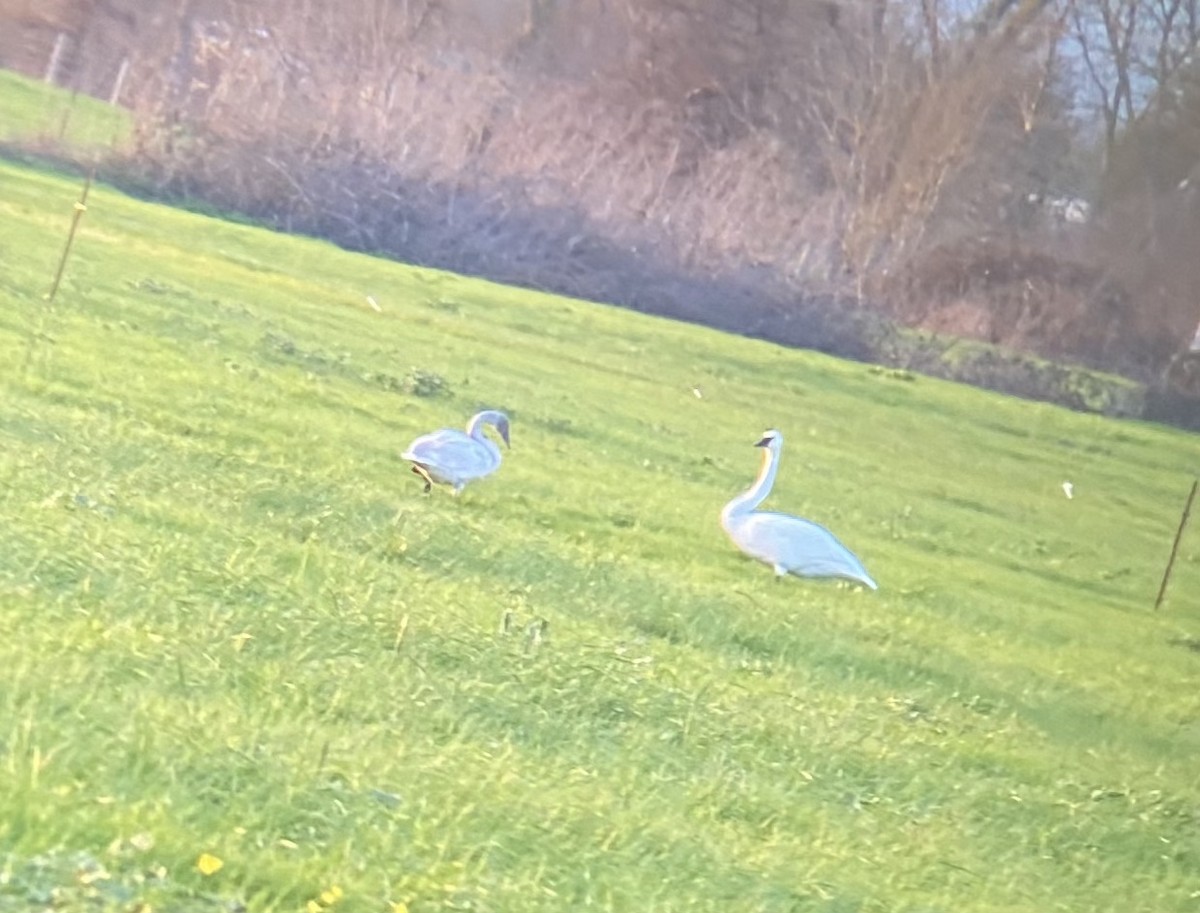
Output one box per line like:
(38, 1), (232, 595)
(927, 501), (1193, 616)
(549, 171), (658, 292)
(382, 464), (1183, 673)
(466, 411), (506, 458)
(467, 411), (499, 440)
(722, 444), (779, 521)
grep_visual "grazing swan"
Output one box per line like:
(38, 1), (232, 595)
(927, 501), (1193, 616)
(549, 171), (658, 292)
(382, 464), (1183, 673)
(720, 429), (877, 589)
(402, 410), (510, 494)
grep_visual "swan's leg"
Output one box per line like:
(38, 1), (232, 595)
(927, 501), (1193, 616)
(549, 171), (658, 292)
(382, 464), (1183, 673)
(411, 464), (434, 493)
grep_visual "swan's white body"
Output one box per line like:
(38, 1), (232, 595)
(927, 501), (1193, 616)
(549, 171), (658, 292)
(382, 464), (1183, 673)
(402, 410), (510, 494)
(721, 430), (877, 589)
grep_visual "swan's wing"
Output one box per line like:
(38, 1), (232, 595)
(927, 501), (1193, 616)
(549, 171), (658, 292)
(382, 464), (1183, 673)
(737, 512), (877, 588)
(402, 429), (500, 482)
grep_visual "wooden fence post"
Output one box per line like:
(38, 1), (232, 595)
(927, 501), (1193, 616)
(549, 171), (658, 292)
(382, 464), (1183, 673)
(45, 32), (70, 86)
(1155, 479), (1199, 610)
(46, 169), (95, 302)
(110, 57), (130, 106)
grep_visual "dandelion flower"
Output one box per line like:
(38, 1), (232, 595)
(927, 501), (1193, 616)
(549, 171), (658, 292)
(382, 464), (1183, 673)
(320, 886), (344, 905)
(196, 853), (223, 876)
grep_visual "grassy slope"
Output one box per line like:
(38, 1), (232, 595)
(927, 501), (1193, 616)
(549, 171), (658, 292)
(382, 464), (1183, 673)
(0, 69), (130, 154)
(1, 150), (1199, 913)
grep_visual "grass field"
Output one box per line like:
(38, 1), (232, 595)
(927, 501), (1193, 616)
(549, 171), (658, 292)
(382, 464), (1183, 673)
(0, 69), (131, 156)
(1, 147), (1199, 913)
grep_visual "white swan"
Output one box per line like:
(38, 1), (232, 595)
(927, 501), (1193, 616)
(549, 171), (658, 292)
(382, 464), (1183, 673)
(720, 429), (877, 589)
(402, 410), (510, 494)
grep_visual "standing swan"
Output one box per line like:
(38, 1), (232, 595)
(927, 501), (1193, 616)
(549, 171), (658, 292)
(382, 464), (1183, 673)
(720, 429), (877, 589)
(402, 410), (511, 494)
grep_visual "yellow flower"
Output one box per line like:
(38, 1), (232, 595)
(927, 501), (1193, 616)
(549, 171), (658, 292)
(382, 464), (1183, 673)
(320, 886), (344, 905)
(306, 902), (322, 913)
(390, 904), (410, 913)
(196, 853), (223, 876)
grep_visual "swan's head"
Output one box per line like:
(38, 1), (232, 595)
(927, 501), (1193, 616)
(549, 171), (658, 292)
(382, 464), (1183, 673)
(495, 414), (511, 448)
(754, 429), (783, 452)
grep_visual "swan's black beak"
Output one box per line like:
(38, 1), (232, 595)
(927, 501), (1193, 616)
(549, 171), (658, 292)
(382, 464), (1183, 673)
(499, 419), (511, 448)
(754, 435), (772, 448)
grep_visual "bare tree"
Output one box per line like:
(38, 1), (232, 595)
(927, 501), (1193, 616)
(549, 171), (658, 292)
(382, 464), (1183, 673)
(1066, 0), (1200, 161)
(803, 0), (1062, 279)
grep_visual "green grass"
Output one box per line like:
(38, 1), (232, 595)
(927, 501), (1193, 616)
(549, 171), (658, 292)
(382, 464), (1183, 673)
(0, 68), (131, 155)
(1, 154), (1199, 913)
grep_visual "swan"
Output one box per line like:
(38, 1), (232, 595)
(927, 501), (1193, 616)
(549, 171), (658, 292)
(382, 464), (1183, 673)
(720, 429), (877, 589)
(402, 409), (510, 494)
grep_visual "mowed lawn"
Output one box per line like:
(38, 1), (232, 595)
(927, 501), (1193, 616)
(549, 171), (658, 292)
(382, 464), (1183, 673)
(0, 155), (1198, 913)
